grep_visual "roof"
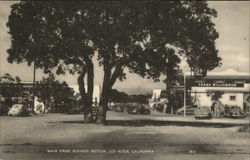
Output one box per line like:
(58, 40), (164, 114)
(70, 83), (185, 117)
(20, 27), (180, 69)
(186, 75), (250, 80)
(185, 68), (249, 76)
(185, 68), (250, 80)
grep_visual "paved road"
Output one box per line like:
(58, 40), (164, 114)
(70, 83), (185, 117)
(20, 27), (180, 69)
(1, 112), (250, 160)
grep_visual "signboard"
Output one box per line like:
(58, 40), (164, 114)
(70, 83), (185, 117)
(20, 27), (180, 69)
(192, 82), (244, 87)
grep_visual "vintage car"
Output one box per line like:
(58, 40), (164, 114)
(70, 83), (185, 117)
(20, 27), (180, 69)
(66, 100), (83, 114)
(8, 104), (29, 116)
(224, 106), (246, 118)
(109, 103), (125, 112)
(176, 105), (198, 115)
(194, 107), (212, 119)
(67, 107), (83, 114)
(154, 99), (168, 112)
(127, 105), (151, 115)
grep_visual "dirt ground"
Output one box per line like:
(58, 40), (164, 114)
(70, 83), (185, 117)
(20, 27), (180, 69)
(1, 112), (250, 160)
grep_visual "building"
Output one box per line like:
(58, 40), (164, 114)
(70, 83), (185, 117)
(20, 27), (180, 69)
(189, 69), (250, 111)
(69, 84), (101, 103)
(0, 81), (34, 99)
(151, 89), (163, 101)
(149, 89), (168, 109)
(149, 69), (250, 112)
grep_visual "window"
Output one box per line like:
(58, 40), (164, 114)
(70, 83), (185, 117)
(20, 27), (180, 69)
(229, 96), (236, 101)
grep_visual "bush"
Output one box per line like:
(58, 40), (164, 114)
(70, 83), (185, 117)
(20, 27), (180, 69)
(0, 103), (11, 116)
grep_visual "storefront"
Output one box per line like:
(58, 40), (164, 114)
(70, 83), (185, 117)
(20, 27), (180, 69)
(190, 73), (250, 111)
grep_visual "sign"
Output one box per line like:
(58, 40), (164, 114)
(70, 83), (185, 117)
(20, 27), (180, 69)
(193, 82), (244, 87)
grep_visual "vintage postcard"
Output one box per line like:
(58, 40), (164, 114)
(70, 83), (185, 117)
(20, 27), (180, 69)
(0, 1), (249, 160)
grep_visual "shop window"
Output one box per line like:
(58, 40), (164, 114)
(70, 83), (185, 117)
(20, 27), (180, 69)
(229, 96), (236, 101)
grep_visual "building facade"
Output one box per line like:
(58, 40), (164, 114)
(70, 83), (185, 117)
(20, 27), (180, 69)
(189, 69), (250, 111)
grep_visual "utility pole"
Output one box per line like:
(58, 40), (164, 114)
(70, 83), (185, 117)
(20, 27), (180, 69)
(165, 57), (169, 114)
(184, 72), (186, 117)
(32, 61), (36, 112)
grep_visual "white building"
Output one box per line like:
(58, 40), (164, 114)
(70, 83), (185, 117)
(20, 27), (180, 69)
(189, 69), (250, 110)
(151, 89), (163, 100)
(69, 84), (101, 103)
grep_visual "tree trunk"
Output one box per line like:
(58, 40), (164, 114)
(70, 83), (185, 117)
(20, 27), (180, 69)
(97, 63), (112, 124)
(97, 83), (111, 124)
(97, 75), (111, 124)
(77, 63), (94, 123)
(86, 58), (94, 122)
(166, 77), (173, 114)
(96, 60), (124, 124)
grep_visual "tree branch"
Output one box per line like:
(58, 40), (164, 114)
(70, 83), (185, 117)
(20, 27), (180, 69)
(77, 69), (87, 99)
(110, 61), (125, 87)
(64, 55), (85, 66)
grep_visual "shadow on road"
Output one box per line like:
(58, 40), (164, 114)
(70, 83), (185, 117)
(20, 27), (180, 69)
(106, 120), (244, 128)
(50, 120), (244, 128)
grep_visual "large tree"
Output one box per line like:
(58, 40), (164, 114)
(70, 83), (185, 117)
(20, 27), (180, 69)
(7, 1), (221, 124)
(83, 1), (221, 123)
(7, 1), (95, 123)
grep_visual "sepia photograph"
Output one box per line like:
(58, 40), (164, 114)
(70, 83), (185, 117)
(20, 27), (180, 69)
(0, 1), (249, 160)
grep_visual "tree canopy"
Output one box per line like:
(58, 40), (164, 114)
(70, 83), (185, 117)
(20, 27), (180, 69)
(7, 1), (221, 123)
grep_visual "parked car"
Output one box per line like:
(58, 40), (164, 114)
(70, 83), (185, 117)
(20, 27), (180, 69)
(8, 104), (29, 116)
(65, 97), (82, 114)
(127, 105), (151, 115)
(194, 107), (212, 119)
(67, 107), (83, 114)
(224, 106), (246, 118)
(176, 105), (198, 115)
(109, 103), (125, 112)
(115, 105), (124, 112)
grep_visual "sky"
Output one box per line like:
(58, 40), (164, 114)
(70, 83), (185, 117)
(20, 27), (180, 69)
(0, 1), (249, 94)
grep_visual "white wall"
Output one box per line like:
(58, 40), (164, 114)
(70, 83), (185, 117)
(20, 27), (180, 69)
(92, 85), (101, 103)
(191, 87), (244, 109)
(221, 93), (243, 108)
(151, 89), (162, 100)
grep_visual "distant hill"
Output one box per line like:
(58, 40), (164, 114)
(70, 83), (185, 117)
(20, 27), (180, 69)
(116, 87), (157, 95)
(69, 85), (163, 95)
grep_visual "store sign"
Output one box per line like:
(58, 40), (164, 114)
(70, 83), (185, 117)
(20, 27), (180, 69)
(193, 83), (244, 87)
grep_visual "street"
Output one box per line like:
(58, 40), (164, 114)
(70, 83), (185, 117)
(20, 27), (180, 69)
(1, 111), (250, 160)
